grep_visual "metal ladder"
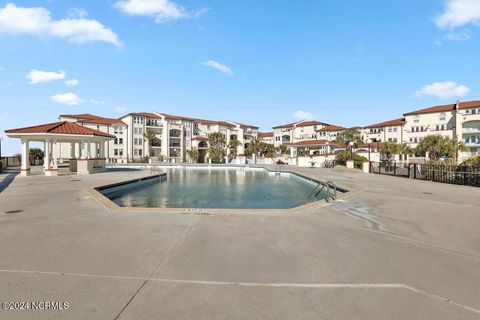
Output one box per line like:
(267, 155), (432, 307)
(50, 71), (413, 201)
(306, 181), (337, 203)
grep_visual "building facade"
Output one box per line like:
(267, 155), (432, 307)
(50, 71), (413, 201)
(272, 120), (329, 147)
(56, 112), (258, 163)
(258, 132), (274, 145)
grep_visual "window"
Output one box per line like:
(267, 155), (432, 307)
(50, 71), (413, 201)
(439, 112), (446, 121)
(114, 149), (118, 156)
(413, 115), (420, 123)
(118, 138), (123, 144)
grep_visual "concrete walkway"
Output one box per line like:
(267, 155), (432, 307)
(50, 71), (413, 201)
(0, 167), (479, 319)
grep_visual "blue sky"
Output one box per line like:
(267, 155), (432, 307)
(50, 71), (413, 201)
(1, 0), (480, 155)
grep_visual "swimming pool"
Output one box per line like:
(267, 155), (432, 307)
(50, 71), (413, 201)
(100, 167), (326, 209)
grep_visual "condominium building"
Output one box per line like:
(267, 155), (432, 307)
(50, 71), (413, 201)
(57, 112), (258, 163)
(315, 125), (348, 141)
(258, 132), (274, 145)
(361, 100), (480, 160)
(58, 113), (128, 162)
(272, 120), (329, 147)
(362, 118), (406, 144)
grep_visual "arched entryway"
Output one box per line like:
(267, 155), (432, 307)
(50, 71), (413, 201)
(198, 141), (208, 163)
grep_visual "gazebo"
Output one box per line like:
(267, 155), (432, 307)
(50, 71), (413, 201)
(5, 121), (115, 176)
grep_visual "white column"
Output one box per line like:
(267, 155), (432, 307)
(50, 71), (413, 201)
(99, 141), (105, 158)
(86, 142), (91, 159)
(20, 138), (30, 176)
(44, 140), (51, 170)
(81, 141), (87, 159)
(78, 142), (83, 159)
(70, 143), (75, 159)
(52, 141), (58, 169)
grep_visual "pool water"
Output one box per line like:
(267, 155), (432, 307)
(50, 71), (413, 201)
(103, 168), (323, 209)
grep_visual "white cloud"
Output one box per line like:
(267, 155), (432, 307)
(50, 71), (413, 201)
(115, 0), (207, 23)
(293, 110), (315, 120)
(435, 0), (480, 29)
(51, 93), (84, 105)
(0, 66), (4, 71)
(65, 79), (79, 86)
(0, 3), (120, 46)
(26, 69), (65, 84)
(115, 106), (127, 113)
(115, 0), (186, 22)
(414, 81), (470, 99)
(202, 60), (233, 75)
(66, 8), (88, 19)
(436, 29), (472, 44)
(90, 99), (105, 105)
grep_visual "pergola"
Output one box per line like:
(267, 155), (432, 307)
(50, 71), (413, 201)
(5, 121), (115, 176)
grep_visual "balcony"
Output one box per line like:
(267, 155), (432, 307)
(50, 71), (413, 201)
(146, 120), (162, 127)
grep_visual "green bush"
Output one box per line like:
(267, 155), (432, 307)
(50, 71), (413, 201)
(461, 155), (480, 168)
(335, 151), (367, 169)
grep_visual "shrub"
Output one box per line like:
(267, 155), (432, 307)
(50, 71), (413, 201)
(335, 151), (367, 169)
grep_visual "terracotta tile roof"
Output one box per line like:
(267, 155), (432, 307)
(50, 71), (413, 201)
(79, 118), (127, 126)
(296, 121), (328, 128)
(365, 118), (406, 129)
(317, 125), (346, 132)
(60, 113), (127, 126)
(289, 140), (333, 146)
(404, 103), (455, 116)
(225, 120), (259, 129)
(258, 132), (273, 137)
(60, 113), (103, 120)
(159, 113), (242, 127)
(5, 121), (115, 138)
(273, 120), (328, 129)
(122, 112), (162, 119)
(458, 100), (480, 109)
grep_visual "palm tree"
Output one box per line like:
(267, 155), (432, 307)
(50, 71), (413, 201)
(416, 135), (445, 160)
(29, 148), (44, 165)
(335, 130), (363, 159)
(446, 139), (467, 164)
(144, 129), (157, 158)
(380, 141), (398, 161)
(275, 144), (288, 155)
(246, 139), (261, 156)
(186, 148), (199, 163)
(416, 135), (466, 162)
(228, 139), (241, 157)
(208, 132), (226, 163)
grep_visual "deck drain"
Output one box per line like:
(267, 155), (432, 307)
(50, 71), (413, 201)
(5, 210), (23, 214)
(423, 192), (433, 195)
(69, 179), (82, 182)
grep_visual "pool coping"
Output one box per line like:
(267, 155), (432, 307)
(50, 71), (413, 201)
(85, 167), (353, 215)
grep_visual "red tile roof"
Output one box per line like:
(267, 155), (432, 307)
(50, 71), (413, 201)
(60, 113), (126, 126)
(289, 140), (333, 146)
(365, 118), (406, 129)
(258, 132), (273, 137)
(317, 125), (346, 132)
(458, 100), (480, 109)
(273, 120), (328, 129)
(122, 112), (162, 119)
(5, 121), (116, 138)
(60, 113), (103, 120)
(404, 103), (455, 116)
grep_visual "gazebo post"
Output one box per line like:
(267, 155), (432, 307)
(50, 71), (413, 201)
(45, 140), (59, 176)
(44, 140), (51, 171)
(20, 138), (30, 176)
(70, 142), (75, 159)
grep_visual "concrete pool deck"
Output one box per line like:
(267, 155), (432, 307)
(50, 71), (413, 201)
(0, 166), (479, 319)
